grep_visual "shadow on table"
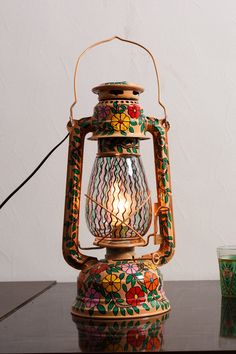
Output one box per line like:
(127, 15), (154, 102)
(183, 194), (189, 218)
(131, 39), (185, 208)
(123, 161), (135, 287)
(72, 312), (169, 352)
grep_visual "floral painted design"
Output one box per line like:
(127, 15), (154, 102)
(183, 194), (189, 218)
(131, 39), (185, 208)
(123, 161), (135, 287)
(73, 259), (170, 318)
(95, 105), (110, 119)
(102, 274), (121, 292)
(127, 328), (145, 347)
(128, 104), (141, 119)
(219, 260), (236, 296)
(91, 262), (109, 274)
(84, 288), (100, 308)
(122, 263), (139, 274)
(111, 113), (130, 131)
(146, 337), (161, 351)
(144, 271), (159, 291)
(126, 286), (145, 307)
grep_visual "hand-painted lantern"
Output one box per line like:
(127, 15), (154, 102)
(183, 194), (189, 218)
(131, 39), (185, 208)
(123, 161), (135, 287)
(63, 36), (175, 319)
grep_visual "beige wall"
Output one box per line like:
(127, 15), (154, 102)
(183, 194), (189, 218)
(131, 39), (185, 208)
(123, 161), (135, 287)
(1, 0), (236, 281)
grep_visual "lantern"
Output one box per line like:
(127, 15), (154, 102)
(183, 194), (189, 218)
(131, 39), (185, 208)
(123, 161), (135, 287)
(63, 36), (175, 319)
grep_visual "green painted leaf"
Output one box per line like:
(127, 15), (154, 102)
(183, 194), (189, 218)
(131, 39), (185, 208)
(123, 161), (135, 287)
(81, 121), (90, 128)
(66, 241), (74, 248)
(113, 292), (121, 299)
(130, 120), (137, 126)
(69, 249), (77, 255)
(74, 128), (81, 134)
(150, 300), (155, 308)
(126, 274), (133, 284)
(105, 293), (111, 304)
(127, 148), (131, 153)
(73, 136), (81, 142)
(88, 308), (94, 316)
(129, 126), (134, 133)
(142, 303), (150, 311)
(108, 129), (114, 135)
(108, 300), (115, 311)
(113, 306), (118, 316)
(73, 176), (78, 182)
(71, 224), (76, 231)
(119, 273), (125, 280)
(116, 298), (124, 303)
(165, 194), (169, 203)
(71, 233), (76, 239)
(127, 308), (133, 315)
(131, 278), (136, 287)
(162, 178), (166, 187)
(133, 306), (139, 314)
(113, 101), (118, 108)
(141, 285), (147, 294)
(120, 308), (126, 316)
(118, 107), (126, 114)
(132, 148), (137, 153)
(97, 304), (106, 314)
(73, 169), (80, 175)
(111, 107), (116, 114)
(117, 145), (123, 153)
(122, 284), (127, 292)
(120, 130), (127, 136)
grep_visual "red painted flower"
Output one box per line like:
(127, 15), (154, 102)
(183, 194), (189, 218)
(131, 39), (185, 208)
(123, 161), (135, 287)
(127, 328), (145, 347)
(128, 104), (141, 119)
(126, 286), (145, 307)
(91, 262), (109, 274)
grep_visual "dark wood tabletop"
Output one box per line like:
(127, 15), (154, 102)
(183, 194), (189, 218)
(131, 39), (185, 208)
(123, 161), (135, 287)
(0, 281), (56, 321)
(0, 280), (235, 353)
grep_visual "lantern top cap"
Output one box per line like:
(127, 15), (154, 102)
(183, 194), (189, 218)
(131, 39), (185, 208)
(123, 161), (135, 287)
(92, 82), (144, 101)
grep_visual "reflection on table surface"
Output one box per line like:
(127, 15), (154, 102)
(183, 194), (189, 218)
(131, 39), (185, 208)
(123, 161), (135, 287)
(220, 297), (236, 338)
(73, 312), (169, 352)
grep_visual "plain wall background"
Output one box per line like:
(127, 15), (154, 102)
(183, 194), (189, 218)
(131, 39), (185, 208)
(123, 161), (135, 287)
(1, 0), (236, 282)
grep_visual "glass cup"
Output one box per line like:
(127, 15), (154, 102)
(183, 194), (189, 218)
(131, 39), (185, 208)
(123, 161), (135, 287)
(217, 246), (236, 297)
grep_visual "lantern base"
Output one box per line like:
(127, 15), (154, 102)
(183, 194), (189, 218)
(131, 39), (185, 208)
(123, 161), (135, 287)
(72, 259), (170, 319)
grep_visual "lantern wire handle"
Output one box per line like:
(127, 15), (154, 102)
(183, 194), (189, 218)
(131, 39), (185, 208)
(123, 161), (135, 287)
(69, 35), (167, 124)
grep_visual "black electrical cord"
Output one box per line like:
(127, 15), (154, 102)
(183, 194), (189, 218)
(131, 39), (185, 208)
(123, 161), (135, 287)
(0, 133), (69, 210)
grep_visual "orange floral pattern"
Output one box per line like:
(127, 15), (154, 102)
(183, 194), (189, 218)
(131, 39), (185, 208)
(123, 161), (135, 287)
(144, 271), (159, 291)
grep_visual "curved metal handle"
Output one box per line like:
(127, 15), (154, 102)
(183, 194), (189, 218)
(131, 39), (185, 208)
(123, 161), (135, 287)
(142, 117), (175, 266)
(69, 36), (167, 123)
(63, 117), (98, 270)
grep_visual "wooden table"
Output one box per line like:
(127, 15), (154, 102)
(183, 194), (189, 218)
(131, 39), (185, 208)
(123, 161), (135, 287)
(0, 281), (235, 353)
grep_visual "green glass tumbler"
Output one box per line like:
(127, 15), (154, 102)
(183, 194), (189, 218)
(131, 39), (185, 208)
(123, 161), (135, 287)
(217, 246), (236, 297)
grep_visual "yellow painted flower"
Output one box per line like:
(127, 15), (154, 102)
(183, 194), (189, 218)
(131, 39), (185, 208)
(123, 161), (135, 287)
(102, 274), (121, 292)
(111, 113), (130, 131)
